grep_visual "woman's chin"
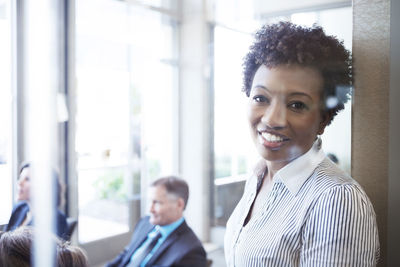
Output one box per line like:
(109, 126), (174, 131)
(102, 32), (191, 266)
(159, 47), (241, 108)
(257, 144), (304, 163)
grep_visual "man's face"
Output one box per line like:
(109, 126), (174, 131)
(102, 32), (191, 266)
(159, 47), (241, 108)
(148, 185), (184, 226)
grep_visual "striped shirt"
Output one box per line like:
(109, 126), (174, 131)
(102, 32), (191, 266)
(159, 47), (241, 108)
(224, 142), (380, 266)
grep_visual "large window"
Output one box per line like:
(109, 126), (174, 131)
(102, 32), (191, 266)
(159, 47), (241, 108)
(75, 0), (178, 244)
(0, 0), (13, 226)
(212, 26), (256, 225)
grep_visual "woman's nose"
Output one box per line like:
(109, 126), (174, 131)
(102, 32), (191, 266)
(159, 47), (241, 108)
(261, 102), (287, 129)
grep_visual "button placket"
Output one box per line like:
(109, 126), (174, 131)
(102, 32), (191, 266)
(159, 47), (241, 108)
(261, 182), (281, 217)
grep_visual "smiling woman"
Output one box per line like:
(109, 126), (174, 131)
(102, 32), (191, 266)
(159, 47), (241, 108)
(224, 22), (380, 267)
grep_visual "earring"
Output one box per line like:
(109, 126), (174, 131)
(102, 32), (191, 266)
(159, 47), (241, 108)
(316, 136), (322, 150)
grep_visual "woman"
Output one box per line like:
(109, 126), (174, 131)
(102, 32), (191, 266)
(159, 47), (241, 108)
(5, 163), (68, 240)
(0, 226), (89, 267)
(224, 22), (379, 266)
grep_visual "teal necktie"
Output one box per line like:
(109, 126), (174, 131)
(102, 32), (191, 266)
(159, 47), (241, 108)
(127, 231), (162, 267)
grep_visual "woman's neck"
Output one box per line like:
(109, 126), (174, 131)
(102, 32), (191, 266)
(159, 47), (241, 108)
(266, 160), (289, 180)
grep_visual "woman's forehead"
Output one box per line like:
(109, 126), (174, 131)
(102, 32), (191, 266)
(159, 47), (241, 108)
(251, 64), (324, 95)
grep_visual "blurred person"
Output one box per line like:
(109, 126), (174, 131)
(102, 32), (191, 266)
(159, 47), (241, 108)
(106, 176), (206, 267)
(224, 22), (379, 266)
(0, 226), (88, 267)
(56, 235), (89, 267)
(5, 162), (68, 240)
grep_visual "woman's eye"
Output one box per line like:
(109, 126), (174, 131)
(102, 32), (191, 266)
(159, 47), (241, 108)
(289, 102), (307, 111)
(253, 95), (268, 103)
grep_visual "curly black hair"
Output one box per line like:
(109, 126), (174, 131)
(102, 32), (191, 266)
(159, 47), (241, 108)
(243, 21), (352, 124)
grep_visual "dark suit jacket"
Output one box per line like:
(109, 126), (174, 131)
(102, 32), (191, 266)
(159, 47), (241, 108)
(106, 216), (207, 267)
(5, 201), (68, 240)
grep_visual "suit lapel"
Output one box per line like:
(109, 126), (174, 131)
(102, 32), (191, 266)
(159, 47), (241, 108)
(13, 203), (30, 228)
(146, 221), (188, 266)
(121, 220), (155, 266)
(16, 206), (29, 226)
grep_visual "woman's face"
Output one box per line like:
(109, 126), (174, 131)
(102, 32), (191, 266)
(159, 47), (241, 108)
(248, 64), (328, 167)
(17, 167), (31, 201)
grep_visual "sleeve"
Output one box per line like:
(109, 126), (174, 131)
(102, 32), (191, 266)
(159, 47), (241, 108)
(300, 184), (380, 267)
(176, 244), (207, 267)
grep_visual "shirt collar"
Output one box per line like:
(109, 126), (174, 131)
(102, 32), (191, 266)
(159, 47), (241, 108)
(274, 138), (325, 196)
(154, 217), (184, 239)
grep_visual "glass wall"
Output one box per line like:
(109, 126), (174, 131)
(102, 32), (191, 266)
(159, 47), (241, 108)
(75, 0), (178, 243)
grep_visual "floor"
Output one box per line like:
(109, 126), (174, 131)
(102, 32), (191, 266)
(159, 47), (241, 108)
(207, 246), (226, 267)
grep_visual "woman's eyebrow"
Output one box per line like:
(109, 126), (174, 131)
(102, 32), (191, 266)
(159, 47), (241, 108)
(252, 85), (269, 91)
(253, 86), (313, 100)
(289, 92), (313, 100)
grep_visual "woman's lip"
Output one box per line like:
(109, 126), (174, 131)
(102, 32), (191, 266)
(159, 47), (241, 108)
(257, 131), (289, 149)
(258, 135), (286, 148)
(257, 130), (290, 140)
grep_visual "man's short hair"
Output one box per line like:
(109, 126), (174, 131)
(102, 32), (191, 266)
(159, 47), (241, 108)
(151, 176), (189, 208)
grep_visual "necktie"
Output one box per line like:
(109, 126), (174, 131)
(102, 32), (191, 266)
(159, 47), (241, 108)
(127, 231), (162, 267)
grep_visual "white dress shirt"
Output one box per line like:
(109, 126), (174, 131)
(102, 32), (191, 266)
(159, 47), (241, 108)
(224, 141), (379, 267)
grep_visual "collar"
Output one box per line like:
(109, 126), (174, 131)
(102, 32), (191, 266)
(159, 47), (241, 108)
(274, 138), (325, 196)
(154, 217), (184, 239)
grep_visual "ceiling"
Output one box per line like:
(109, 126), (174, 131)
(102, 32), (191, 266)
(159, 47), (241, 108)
(253, 0), (351, 18)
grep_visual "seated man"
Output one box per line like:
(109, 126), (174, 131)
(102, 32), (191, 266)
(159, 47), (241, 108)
(106, 176), (207, 267)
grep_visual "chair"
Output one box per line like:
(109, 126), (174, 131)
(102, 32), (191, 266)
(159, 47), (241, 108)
(65, 217), (78, 241)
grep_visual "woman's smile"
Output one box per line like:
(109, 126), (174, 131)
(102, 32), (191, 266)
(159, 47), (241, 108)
(257, 130), (289, 149)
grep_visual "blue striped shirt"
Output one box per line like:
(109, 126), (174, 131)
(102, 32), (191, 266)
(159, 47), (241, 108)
(224, 142), (379, 266)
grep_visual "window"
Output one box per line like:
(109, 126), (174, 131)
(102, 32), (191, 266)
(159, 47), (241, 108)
(0, 0), (13, 225)
(291, 7), (353, 173)
(212, 26), (256, 225)
(75, 0), (178, 244)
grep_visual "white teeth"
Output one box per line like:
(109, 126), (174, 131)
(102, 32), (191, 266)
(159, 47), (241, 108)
(261, 132), (284, 142)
